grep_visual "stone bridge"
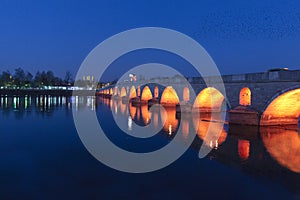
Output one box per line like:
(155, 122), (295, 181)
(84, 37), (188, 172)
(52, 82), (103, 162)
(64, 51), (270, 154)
(98, 70), (300, 126)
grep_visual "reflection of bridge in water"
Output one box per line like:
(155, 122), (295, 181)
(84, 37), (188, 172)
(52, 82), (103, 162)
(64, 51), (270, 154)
(104, 96), (300, 194)
(98, 70), (300, 126)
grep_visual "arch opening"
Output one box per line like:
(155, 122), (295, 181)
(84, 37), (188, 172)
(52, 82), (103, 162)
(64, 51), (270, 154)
(160, 86), (180, 106)
(154, 86), (159, 98)
(261, 88), (300, 125)
(129, 86), (137, 99)
(141, 86), (153, 101)
(114, 87), (119, 96)
(137, 85), (141, 97)
(120, 87), (127, 97)
(239, 87), (251, 106)
(193, 87), (224, 111)
(109, 88), (113, 95)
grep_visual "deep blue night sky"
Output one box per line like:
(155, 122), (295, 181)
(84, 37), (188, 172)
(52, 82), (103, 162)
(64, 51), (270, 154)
(1, 0), (300, 80)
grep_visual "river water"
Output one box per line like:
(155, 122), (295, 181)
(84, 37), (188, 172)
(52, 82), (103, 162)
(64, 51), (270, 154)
(0, 95), (299, 199)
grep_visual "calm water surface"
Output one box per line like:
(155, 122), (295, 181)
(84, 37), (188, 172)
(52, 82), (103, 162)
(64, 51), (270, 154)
(0, 95), (299, 199)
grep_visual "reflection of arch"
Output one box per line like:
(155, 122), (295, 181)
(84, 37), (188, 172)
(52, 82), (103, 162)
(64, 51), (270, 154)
(154, 86), (159, 98)
(239, 87), (251, 106)
(141, 104), (151, 125)
(120, 101), (127, 114)
(193, 87), (224, 111)
(129, 104), (136, 119)
(160, 86), (179, 106)
(161, 107), (178, 134)
(141, 86), (153, 101)
(183, 87), (190, 102)
(261, 87), (300, 125)
(129, 86), (137, 99)
(120, 87), (127, 97)
(192, 116), (227, 148)
(109, 88), (113, 95)
(238, 140), (250, 160)
(261, 127), (300, 173)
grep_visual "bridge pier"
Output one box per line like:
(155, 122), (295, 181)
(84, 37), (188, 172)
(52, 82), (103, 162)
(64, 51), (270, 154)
(229, 106), (259, 126)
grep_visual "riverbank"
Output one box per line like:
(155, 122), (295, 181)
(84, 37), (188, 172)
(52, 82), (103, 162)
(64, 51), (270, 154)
(0, 89), (95, 96)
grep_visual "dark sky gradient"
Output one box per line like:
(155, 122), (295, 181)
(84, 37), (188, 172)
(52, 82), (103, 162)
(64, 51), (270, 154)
(1, 0), (300, 80)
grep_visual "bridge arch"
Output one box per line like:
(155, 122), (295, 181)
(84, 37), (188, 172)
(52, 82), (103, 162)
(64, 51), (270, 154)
(260, 86), (300, 125)
(141, 86), (153, 101)
(193, 87), (225, 111)
(239, 87), (251, 106)
(114, 87), (120, 96)
(129, 86), (137, 99)
(120, 87), (127, 97)
(160, 86), (180, 106)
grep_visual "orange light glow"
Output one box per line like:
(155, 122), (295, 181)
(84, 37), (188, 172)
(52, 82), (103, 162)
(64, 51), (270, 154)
(181, 118), (189, 138)
(129, 103), (137, 119)
(120, 87), (127, 97)
(109, 88), (113, 95)
(114, 87), (119, 96)
(183, 87), (190, 102)
(137, 85), (141, 97)
(141, 86), (153, 101)
(261, 127), (300, 173)
(120, 101), (127, 114)
(160, 107), (178, 133)
(193, 87), (224, 112)
(261, 88), (300, 125)
(154, 86), (159, 98)
(238, 139), (250, 160)
(239, 87), (251, 106)
(141, 104), (152, 125)
(129, 86), (137, 99)
(192, 116), (227, 148)
(160, 86), (180, 106)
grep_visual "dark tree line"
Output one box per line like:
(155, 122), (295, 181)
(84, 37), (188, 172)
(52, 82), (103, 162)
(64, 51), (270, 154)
(0, 68), (74, 88)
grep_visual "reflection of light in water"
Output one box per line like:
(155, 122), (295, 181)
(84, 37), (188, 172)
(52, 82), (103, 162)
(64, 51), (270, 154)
(160, 107), (178, 133)
(25, 96), (28, 109)
(141, 105), (151, 125)
(120, 102), (126, 114)
(153, 111), (158, 129)
(75, 96), (78, 110)
(209, 140), (218, 149)
(53, 96), (56, 106)
(128, 116), (132, 131)
(168, 125), (172, 135)
(13, 97), (18, 109)
(109, 99), (113, 109)
(181, 118), (189, 138)
(129, 104), (136, 119)
(92, 97), (95, 110)
(192, 115), (227, 148)
(261, 127), (300, 173)
(238, 139), (250, 160)
(62, 97), (66, 105)
(113, 100), (118, 114)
